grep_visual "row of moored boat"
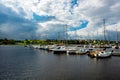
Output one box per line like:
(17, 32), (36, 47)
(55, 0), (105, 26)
(26, 44), (120, 58)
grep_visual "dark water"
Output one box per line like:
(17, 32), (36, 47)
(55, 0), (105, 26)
(0, 45), (120, 80)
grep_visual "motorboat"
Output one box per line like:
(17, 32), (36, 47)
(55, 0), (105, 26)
(75, 48), (89, 55)
(94, 50), (111, 58)
(111, 49), (120, 56)
(52, 46), (68, 54)
(88, 50), (112, 58)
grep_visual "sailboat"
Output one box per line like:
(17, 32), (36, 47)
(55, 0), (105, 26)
(111, 26), (120, 56)
(115, 27), (119, 49)
(89, 49), (112, 58)
(52, 24), (78, 54)
(52, 46), (69, 54)
(88, 19), (112, 58)
(52, 24), (69, 54)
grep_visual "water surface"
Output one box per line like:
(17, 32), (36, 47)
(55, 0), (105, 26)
(0, 45), (120, 80)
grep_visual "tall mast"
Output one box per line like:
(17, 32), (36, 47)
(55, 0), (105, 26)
(103, 19), (106, 41)
(116, 26), (118, 43)
(58, 32), (60, 44)
(75, 28), (77, 40)
(65, 24), (68, 46)
(115, 25), (119, 49)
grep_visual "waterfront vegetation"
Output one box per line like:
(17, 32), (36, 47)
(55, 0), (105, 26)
(0, 38), (119, 46)
(0, 39), (16, 45)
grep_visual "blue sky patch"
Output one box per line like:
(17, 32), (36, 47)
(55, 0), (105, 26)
(71, 0), (78, 8)
(69, 20), (88, 31)
(33, 13), (55, 22)
(70, 0), (78, 14)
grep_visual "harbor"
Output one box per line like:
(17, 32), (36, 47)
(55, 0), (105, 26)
(27, 43), (120, 58)
(0, 0), (120, 80)
(0, 45), (120, 80)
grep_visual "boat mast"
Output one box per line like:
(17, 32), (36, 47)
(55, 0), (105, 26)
(75, 28), (77, 40)
(116, 26), (118, 43)
(65, 24), (68, 46)
(115, 25), (119, 49)
(58, 32), (60, 45)
(103, 19), (106, 42)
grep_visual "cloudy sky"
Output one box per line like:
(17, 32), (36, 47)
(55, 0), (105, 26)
(0, 0), (120, 40)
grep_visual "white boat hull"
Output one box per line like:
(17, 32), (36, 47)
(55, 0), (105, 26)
(95, 51), (111, 58)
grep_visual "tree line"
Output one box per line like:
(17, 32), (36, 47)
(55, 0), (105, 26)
(0, 38), (118, 45)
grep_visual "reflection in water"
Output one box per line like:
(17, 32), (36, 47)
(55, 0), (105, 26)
(0, 45), (120, 80)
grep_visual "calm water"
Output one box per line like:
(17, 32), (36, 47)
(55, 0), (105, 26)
(0, 45), (120, 80)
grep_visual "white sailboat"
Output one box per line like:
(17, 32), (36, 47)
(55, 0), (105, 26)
(112, 26), (120, 56)
(94, 50), (112, 58)
(88, 19), (112, 58)
(115, 26), (119, 49)
(52, 46), (68, 54)
(88, 49), (112, 58)
(52, 24), (69, 54)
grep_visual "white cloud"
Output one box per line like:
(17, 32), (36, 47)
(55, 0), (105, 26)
(0, 0), (120, 40)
